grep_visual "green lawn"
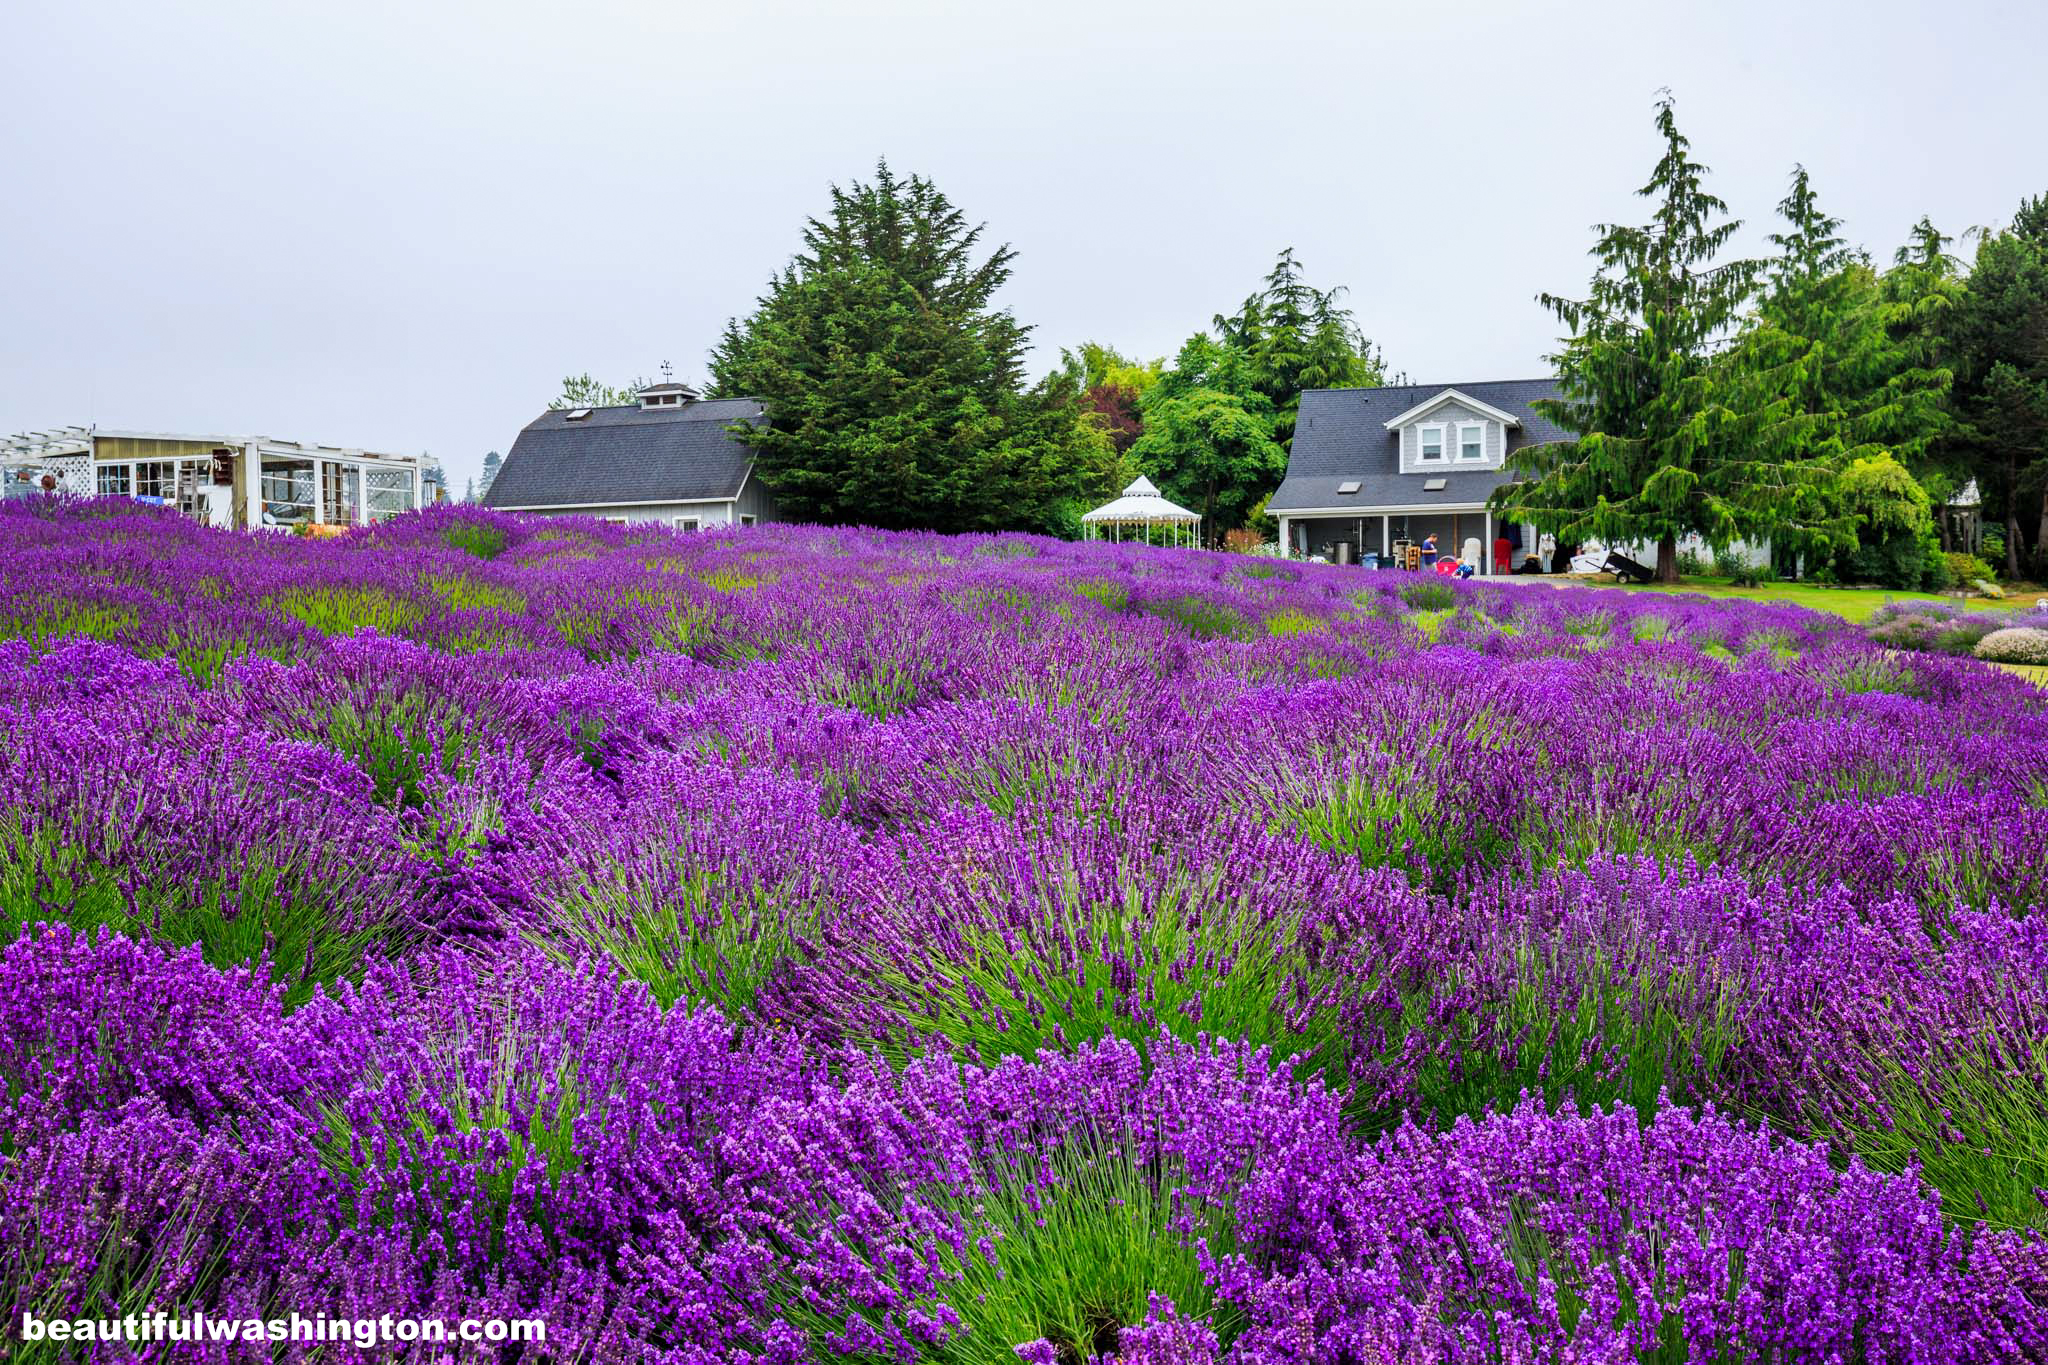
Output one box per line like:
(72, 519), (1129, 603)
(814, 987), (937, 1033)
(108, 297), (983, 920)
(1549, 575), (2035, 623)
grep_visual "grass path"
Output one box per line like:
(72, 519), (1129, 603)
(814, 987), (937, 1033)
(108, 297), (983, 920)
(1539, 574), (2042, 623)
(1513, 574), (2048, 686)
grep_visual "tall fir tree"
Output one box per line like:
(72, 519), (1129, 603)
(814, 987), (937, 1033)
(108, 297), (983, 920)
(2015, 193), (2048, 247)
(1719, 169), (1954, 568)
(1491, 96), (1801, 583)
(1879, 216), (1966, 427)
(1943, 195), (2048, 577)
(1213, 249), (1387, 448)
(707, 162), (1116, 534)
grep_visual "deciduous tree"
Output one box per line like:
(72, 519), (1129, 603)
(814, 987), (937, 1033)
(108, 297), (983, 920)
(1057, 343), (1166, 456)
(1129, 335), (1286, 542)
(549, 373), (652, 409)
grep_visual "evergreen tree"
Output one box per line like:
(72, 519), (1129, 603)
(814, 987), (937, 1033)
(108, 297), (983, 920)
(707, 162), (1117, 534)
(1896, 216), (1961, 274)
(1944, 197), (2048, 576)
(1213, 249), (1387, 447)
(1831, 452), (1941, 588)
(1491, 96), (1785, 584)
(1879, 216), (1967, 429)
(2015, 193), (2048, 247)
(1128, 252), (1387, 541)
(1720, 169), (1953, 569)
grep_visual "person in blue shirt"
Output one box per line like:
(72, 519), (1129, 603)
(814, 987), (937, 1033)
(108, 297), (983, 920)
(1420, 534), (1439, 568)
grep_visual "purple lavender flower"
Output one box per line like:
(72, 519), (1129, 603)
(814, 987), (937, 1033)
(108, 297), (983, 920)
(4, 499), (2047, 1360)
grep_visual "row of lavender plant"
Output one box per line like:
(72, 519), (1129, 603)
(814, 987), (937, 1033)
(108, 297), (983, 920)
(3, 496), (2046, 1361)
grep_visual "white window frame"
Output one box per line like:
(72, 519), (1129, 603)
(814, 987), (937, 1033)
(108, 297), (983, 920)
(260, 457), (317, 527)
(363, 466), (416, 523)
(135, 459), (178, 501)
(320, 460), (362, 526)
(739, 514), (757, 527)
(1417, 423), (1446, 464)
(672, 516), (700, 532)
(1457, 422), (1486, 463)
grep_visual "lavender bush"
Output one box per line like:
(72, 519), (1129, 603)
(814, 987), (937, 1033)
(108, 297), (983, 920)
(2, 497), (2046, 1360)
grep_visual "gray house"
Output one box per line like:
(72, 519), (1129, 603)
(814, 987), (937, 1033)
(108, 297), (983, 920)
(484, 382), (778, 530)
(1267, 379), (1565, 571)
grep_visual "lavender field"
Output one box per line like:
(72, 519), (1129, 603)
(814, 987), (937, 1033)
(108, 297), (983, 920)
(5, 497), (2048, 1362)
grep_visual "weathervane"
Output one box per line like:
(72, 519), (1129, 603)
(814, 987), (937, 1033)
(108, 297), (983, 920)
(660, 360), (674, 383)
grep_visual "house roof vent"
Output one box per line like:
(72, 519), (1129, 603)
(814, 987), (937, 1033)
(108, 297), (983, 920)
(1337, 479), (1361, 495)
(564, 408), (594, 421)
(1423, 477), (1447, 492)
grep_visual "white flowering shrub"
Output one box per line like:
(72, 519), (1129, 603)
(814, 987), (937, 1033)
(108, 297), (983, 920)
(1974, 626), (2048, 665)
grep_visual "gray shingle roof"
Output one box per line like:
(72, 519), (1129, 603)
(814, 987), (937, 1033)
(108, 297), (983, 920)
(484, 399), (764, 509)
(1268, 378), (1566, 514)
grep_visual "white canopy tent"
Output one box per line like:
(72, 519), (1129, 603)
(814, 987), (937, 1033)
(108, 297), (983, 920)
(1080, 475), (1202, 547)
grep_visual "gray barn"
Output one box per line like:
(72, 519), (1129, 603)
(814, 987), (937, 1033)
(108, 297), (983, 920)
(484, 382), (779, 530)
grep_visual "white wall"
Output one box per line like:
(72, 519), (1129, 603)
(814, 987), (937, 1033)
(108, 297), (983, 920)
(1398, 401), (1505, 472)
(521, 499), (738, 528)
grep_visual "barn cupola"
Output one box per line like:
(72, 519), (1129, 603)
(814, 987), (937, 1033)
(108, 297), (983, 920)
(637, 361), (698, 410)
(636, 382), (698, 410)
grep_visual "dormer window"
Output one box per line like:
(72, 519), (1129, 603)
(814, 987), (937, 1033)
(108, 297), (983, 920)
(1418, 424), (1446, 463)
(1458, 423), (1485, 462)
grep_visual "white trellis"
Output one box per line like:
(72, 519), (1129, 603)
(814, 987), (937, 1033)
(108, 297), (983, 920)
(1080, 475), (1201, 548)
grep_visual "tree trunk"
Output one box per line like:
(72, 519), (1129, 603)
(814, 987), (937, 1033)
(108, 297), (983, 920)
(1656, 532), (1680, 584)
(2036, 488), (2048, 580)
(2007, 454), (2024, 580)
(1937, 506), (1952, 554)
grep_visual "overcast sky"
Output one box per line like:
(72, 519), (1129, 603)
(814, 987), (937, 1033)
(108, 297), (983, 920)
(4, 0), (2045, 495)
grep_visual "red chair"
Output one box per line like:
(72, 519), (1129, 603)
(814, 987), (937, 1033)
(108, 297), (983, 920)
(1493, 537), (1512, 575)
